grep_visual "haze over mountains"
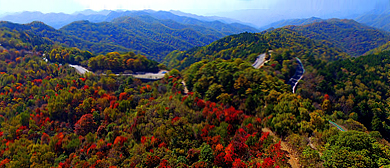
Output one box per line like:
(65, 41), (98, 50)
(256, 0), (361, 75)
(0, 10), (256, 30)
(260, 0), (390, 31)
(0, 10), (259, 61)
(1, 0), (389, 29)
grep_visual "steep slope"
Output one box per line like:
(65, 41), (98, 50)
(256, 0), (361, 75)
(131, 10), (259, 34)
(304, 50), (390, 139)
(286, 19), (390, 56)
(355, 13), (390, 32)
(0, 21), (132, 54)
(60, 15), (250, 61)
(0, 22), (53, 51)
(364, 41), (390, 55)
(164, 28), (348, 70)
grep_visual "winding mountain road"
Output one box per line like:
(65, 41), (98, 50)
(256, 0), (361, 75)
(287, 58), (305, 93)
(68, 64), (168, 80)
(252, 53), (267, 69)
(69, 64), (91, 74)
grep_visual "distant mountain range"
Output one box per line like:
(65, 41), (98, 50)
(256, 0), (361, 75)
(0, 10), (259, 61)
(261, 6), (390, 33)
(0, 10), (258, 30)
(355, 14), (390, 32)
(256, 18), (390, 57)
(261, 17), (324, 30)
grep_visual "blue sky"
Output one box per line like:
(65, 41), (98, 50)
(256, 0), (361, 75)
(0, 0), (386, 15)
(0, 0), (276, 15)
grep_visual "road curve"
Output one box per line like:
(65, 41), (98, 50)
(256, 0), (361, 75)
(69, 64), (92, 75)
(68, 64), (169, 80)
(252, 53), (266, 69)
(287, 58), (305, 93)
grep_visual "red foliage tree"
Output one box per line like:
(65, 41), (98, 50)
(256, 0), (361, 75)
(74, 114), (96, 136)
(114, 136), (128, 146)
(119, 92), (128, 100)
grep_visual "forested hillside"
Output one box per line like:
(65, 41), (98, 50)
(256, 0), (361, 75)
(286, 19), (390, 56)
(60, 16), (219, 61)
(355, 13), (390, 32)
(164, 29), (348, 70)
(0, 10), (258, 32)
(182, 53), (390, 168)
(0, 22), (53, 52)
(0, 27), (294, 167)
(261, 17), (323, 30)
(301, 51), (390, 139)
(365, 41), (390, 55)
(1, 11), (259, 62)
(59, 14), (259, 61)
(0, 21), (132, 54)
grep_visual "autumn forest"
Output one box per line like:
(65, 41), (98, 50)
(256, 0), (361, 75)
(0, 9), (390, 168)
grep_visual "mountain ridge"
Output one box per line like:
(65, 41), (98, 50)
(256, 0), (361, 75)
(0, 10), (258, 30)
(286, 18), (390, 56)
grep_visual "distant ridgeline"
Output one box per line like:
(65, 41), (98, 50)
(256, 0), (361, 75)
(285, 19), (390, 56)
(0, 10), (259, 62)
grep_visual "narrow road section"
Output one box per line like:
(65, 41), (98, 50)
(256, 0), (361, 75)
(252, 53), (266, 69)
(69, 64), (91, 74)
(68, 64), (168, 80)
(329, 120), (346, 131)
(181, 80), (189, 94)
(131, 70), (168, 80)
(287, 58), (305, 93)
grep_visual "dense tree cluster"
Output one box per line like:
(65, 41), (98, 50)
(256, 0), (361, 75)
(0, 47), (292, 167)
(287, 19), (390, 56)
(48, 47), (93, 65)
(183, 55), (390, 168)
(184, 58), (289, 113)
(88, 51), (159, 73)
(1, 12), (258, 62)
(164, 29), (348, 70)
(299, 51), (390, 139)
(365, 41), (390, 55)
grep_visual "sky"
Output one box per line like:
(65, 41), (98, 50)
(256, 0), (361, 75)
(0, 0), (276, 15)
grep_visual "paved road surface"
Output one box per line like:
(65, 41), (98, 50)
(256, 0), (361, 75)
(181, 80), (189, 94)
(131, 70), (168, 80)
(69, 64), (168, 80)
(252, 53), (266, 69)
(287, 58), (305, 93)
(69, 64), (91, 74)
